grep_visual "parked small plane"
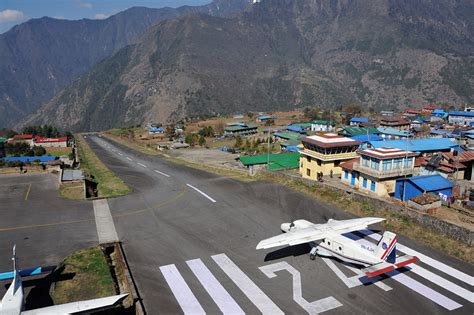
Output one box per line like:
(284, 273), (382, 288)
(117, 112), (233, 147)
(257, 217), (419, 278)
(0, 246), (127, 315)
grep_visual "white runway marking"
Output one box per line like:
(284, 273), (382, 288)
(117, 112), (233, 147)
(346, 233), (463, 310)
(137, 162), (147, 168)
(126, 157), (132, 161)
(212, 254), (283, 315)
(159, 264), (205, 315)
(186, 184), (216, 203)
(118, 152), (123, 156)
(360, 229), (473, 285)
(260, 261), (342, 314)
(92, 199), (119, 244)
(154, 170), (171, 177)
(187, 259), (244, 315)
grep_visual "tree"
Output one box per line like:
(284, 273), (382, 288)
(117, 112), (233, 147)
(198, 136), (206, 146)
(246, 112), (255, 119)
(214, 122), (224, 135)
(198, 126), (214, 137)
(185, 133), (199, 146)
(165, 124), (176, 140)
(234, 136), (242, 148)
(303, 107), (320, 120)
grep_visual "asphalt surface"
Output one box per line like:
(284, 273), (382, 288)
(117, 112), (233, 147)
(84, 135), (473, 315)
(0, 172), (97, 309)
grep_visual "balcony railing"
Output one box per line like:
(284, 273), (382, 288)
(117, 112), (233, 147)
(300, 149), (358, 161)
(353, 162), (415, 178)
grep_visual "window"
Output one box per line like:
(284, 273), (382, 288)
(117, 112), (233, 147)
(404, 158), (413, 168)
(334, 161), (340, 167)
(393, 158), (402, 170)
(382, 160), (391, 171)
(307, 169), (311, 177)
(306, 156), (311, 162)
(317, 160), (321, 166)
(362, 156), (369, 167)
(362, 178), (367, 188)
(344, 171), (348, 180)
(370, 180), (376, 192)
(371, 158), (379, 170)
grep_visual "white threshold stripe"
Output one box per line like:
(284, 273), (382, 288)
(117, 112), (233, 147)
(159, 264), (206, 315)
(358, 230), (472, 302)
(346, 233), (462, 310)
(137, 162), (147, 168)
(126, 157), (132, 161)
(186, 184), (216, 203)
(212, 254), (283, 315)
(154, 170), (171, 177)
(360, 229), (473, 285)
(187, 259), (245, 315)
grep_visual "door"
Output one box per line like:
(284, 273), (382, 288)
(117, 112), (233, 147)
(350, 173), (355, 186)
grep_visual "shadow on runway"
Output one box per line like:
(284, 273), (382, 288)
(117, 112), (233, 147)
(264, 243), (311, 261)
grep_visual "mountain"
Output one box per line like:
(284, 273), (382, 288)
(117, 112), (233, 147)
(0, 0), (252, 128)
(26, 0), (474, 131)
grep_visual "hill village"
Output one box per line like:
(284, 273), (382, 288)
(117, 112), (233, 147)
(1, 104), (473, 242)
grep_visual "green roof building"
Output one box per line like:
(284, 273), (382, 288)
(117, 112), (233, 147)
(224, 124), (258, 137)
(239, 152), (300, 171)
(0, 137), (6, 158)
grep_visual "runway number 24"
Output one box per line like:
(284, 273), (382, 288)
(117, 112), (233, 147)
(259, 262), (342, 314)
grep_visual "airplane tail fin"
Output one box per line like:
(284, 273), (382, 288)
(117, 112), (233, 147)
(375, 232), (397, 263)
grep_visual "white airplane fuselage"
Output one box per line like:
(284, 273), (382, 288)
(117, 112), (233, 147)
(313, 232), (381, 267)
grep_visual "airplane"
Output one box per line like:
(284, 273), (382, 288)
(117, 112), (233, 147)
(256, 217), (419, 278)
(0, 246), (127, 315)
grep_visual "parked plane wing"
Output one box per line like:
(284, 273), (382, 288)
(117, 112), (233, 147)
(256, 217), (385, 250)
(21, 294), (128, 315)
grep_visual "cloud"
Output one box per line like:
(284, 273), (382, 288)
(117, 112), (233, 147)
(94, 13), (109, 20)
(53, 16), (66, 20)
(75, 0), (93, 9)
(0, 9), (25, 23)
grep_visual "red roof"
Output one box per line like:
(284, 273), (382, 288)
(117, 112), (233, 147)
(405, 109), (422, 114)
(442, 151), (474, 163)
(13, 134), (34, 140)
(34, 137), (67, 143)
(359, 147), (418, 159)
(301, 134), (361, 148)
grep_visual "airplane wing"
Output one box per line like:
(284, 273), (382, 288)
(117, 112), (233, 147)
(256, 217), (385, 250)
(21, 294), (128, 315)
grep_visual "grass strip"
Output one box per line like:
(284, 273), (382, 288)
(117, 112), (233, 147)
(59, 182), (85, 200)
(77, 134), (131, 198)
(52, 246), (116, 304)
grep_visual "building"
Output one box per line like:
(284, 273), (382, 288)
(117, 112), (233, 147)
(273, 132), (302, 141)
(280, 139), (301, 152)
(380, 110), (394, 116)
(0, 137), (6, 158)
(349, 134), (383, 143)
(379, 117), (410, 130)
(367, 138), (459, 155)
(10, 134), (35, 146)
(233, 114), (244, 119)
(341, 147), (417, 198)
(448, 111), (474, 126)
(148, 127), (164, 134)
(299, 134), (361, 179)
(338, 126), (379, 137)
(418, 151), (474, 181)
(224, 124), (258, 137)
(240, 152), (299, 174)
(377, 127), (412, 140)
(311, 120), (335, 132)
(256, 115), (273, 122)
(394, 175), (454, 202)
(34, 137), (68, 148)
(290, 123), (313, 131)
(349, 117), (369, 126)
(286, 125), (307, 134)
(403, 109), (422, 118)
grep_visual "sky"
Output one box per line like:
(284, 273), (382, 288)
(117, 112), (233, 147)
(0, 0), (211, 33)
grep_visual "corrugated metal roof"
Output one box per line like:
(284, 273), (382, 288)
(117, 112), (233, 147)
(448, 110), (474, 117)
(273, 132), (302, 140)
(62, 169), (84, 181)
(350, 134), (383, 142)
(368, 138), (458, 152)
(377, 128), (412, 137)
(339, 126), (379, 137)
(408, 175), (454, 191)
(0, 137), (6, 143)
(239, 152), (299, 169)
(350, 117), (369, 123)
(2, 156), (58, 163)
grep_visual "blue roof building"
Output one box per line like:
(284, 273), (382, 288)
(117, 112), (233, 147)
(350, 117), (370, 126)
(368, 138), (460, 153)
(448, 111), (474, 126)
(377, 128), (412, 139)
(350, 134), (383, 143)
(256, 115), (273, 122)
(2, 156), (59, 163)
(286, 125), (306, 134)
(149, 127), (164, 134)
(394, 175), (454, 201)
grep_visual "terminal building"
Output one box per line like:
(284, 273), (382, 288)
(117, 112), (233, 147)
(341, 147), (417, 198)
(299, 133), (361, 179)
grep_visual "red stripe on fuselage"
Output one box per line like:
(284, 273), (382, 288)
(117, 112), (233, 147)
(380, 236), (397, 260)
